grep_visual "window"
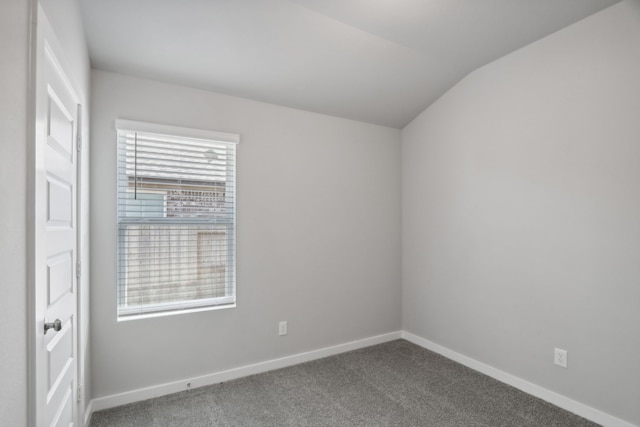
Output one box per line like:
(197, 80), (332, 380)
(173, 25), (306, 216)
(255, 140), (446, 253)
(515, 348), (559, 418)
(116, 120), (238, 318)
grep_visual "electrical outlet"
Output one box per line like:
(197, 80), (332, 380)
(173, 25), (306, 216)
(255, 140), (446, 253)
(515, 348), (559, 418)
(279, 321), (287, 336)
(554, 348), (568, 368)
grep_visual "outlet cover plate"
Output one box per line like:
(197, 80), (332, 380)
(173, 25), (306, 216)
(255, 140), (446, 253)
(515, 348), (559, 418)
(279, 321), (287, 336)
(554, 348), (568, 368)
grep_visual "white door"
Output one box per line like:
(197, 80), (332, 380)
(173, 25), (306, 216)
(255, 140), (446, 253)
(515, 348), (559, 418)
(33, 8), (80, 427)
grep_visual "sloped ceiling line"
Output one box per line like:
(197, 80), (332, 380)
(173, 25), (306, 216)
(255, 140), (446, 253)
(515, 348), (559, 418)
(81, 0), (620, 128)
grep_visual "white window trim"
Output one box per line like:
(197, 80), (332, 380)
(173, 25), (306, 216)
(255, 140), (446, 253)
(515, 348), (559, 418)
(115, 119), (239, 319)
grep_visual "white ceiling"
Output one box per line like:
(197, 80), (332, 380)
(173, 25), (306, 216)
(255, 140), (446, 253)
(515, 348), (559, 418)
(80, 0), (620, 128)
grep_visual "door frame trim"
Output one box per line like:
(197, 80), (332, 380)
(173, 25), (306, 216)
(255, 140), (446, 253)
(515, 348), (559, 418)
(27, 0), (38, 425)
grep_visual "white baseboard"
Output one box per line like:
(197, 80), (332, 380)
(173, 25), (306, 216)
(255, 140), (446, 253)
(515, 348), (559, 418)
(86, 330), (635, 427)
(89, 331), (402, 413)
(401, 331), (636, 427)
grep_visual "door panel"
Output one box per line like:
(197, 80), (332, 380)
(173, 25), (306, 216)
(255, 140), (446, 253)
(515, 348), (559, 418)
(34, 8), (80, 427)
(47, 251), (73, 306)
(47, 322), (73, 391)
(46, 175), (73, 225)
(50, 386), (73, 427)
(48, 93), (75, 157)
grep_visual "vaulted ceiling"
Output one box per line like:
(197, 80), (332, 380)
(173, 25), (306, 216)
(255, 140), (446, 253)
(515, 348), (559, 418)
(80, 0), (620, 128)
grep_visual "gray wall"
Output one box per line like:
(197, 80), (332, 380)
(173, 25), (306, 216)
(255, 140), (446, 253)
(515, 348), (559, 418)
(402, 1), (640, 425)
(90, 70), (402, 398)
(0, 0), (90, 424)
(0, 0), (31, 424)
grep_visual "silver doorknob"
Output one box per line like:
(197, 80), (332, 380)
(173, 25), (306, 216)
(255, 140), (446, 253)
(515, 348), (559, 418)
(44, 319), (62, 334)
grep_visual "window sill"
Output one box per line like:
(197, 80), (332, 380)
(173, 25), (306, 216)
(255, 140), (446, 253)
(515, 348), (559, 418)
(117, 302), (236, 322)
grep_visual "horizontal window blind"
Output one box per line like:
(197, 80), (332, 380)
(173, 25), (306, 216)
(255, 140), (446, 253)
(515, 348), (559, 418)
(116, 120), (238, 318)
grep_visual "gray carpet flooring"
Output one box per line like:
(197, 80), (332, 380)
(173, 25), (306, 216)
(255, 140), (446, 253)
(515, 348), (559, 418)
(90, 339), (599, 426)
